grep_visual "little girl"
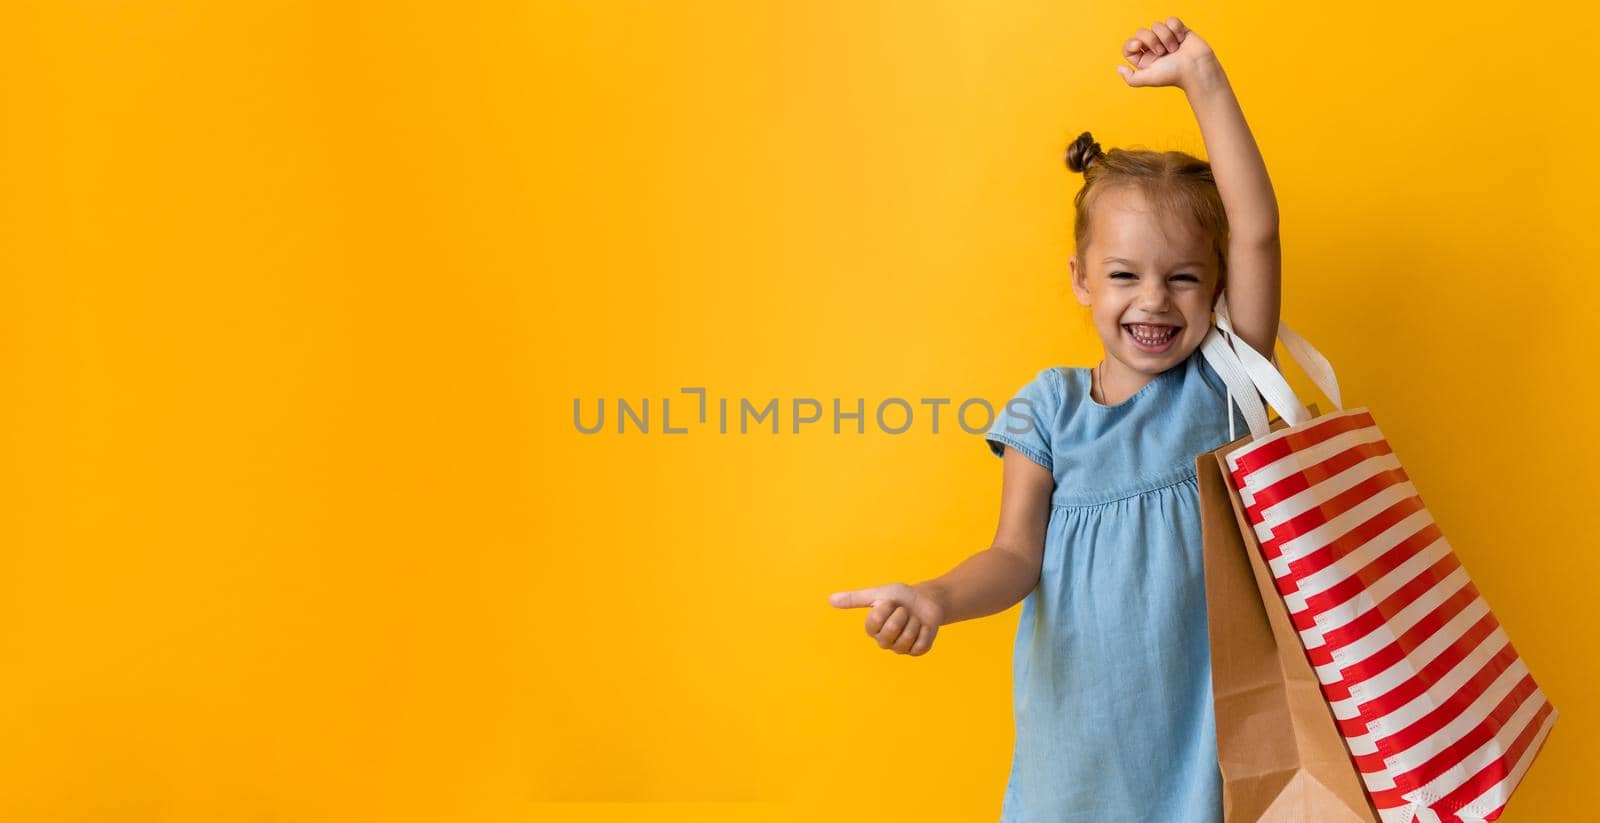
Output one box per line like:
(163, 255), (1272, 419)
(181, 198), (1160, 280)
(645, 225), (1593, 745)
(829, 18), (1282, 822)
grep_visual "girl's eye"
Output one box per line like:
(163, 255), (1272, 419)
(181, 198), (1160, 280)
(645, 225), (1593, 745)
(1111, 271), (1198, 282)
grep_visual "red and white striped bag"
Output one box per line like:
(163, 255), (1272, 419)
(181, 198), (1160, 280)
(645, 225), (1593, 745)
(1198, 293), (1557, 823)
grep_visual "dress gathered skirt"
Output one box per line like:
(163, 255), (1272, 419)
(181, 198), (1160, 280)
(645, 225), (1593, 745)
(983, 344), (1251, 822)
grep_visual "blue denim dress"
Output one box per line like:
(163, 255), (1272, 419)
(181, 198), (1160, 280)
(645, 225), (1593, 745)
(983, 343), (1250, 823)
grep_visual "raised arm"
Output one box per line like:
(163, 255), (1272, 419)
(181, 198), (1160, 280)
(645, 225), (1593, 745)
(1119, 17), (1283, 361)
(1183, 44), (1281, 360)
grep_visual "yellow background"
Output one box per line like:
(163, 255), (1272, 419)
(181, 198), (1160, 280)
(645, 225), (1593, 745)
(4, 1), (1592, 820)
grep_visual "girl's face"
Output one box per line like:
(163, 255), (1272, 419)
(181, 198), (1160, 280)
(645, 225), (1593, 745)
(1069, 185), (1221, 378)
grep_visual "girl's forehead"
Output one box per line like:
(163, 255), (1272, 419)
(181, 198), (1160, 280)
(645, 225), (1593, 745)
(1090, 189), (1211, 263)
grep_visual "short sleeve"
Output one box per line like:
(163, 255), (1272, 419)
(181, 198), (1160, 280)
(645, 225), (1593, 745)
(984, 367), (1061, 471)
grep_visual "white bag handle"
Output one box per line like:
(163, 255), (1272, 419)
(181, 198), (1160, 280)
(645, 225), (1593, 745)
(1216, 292), (1344, 412)
(1204, 290), (1345, 441)
(1200, 325), (1273, 440)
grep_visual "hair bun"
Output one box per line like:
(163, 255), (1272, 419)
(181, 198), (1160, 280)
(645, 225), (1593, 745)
(1064, 131), (1103, 174)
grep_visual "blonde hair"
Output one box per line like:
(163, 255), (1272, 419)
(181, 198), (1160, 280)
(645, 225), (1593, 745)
(1064, 131), (1229, 296)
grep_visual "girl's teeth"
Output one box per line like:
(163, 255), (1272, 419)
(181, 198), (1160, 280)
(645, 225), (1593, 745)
(1128, 324), (1177, 344)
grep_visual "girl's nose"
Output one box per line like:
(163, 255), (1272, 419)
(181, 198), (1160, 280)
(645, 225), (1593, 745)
(1139, 285), (1173, 312)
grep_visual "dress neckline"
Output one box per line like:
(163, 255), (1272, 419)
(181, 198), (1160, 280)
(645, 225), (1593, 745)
(1078, 361), (1181, 410)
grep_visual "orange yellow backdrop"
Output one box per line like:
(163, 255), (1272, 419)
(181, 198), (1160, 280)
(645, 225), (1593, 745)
(4, 1), (1593, 821)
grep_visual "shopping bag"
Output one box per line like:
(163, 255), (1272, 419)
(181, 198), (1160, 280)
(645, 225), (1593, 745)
(1200, 402), (1384, 822)
(1197, 293), (1556, 823)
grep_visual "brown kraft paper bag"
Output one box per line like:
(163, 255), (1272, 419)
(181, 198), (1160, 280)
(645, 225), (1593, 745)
(1197, 404), (1381, 823)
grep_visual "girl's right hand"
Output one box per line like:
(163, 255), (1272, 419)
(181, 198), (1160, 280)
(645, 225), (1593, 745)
(827, 582), (945, 656)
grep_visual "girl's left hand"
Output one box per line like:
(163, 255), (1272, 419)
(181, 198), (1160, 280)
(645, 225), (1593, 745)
(1116, 17), (1214, 90)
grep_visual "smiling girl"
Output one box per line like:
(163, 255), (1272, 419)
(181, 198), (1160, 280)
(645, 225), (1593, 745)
(830, 17), (1283, 821)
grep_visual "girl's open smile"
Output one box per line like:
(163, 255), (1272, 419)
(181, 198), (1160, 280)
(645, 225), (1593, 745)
(1124, 322), (1182, 352)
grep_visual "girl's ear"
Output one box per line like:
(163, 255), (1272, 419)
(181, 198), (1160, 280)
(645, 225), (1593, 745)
(1069, 256), (1092, 306)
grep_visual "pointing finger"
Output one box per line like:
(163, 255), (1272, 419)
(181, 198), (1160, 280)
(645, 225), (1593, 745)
(829, 588), (880, 609)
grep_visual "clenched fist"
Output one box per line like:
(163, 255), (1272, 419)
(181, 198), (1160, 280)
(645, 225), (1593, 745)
(1116, 16), (1216, 91)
